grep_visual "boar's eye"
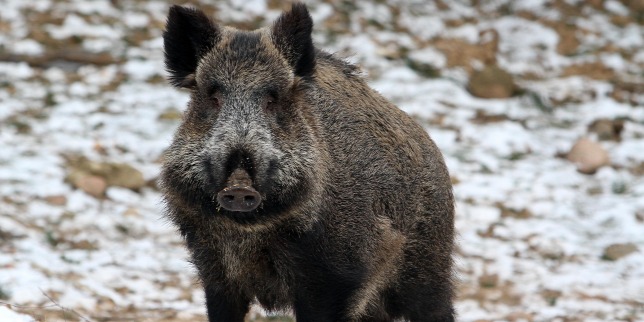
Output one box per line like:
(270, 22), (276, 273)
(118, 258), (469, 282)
(263, 93), (279, 113)
(208, 88), (222, 110)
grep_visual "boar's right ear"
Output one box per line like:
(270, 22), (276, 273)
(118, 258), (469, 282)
(163, 5), (220, 88)
(271, 3), (315, 77)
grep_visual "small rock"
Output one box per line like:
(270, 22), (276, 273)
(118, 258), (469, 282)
(471, 110), (509, 124)
(636, 210), (644, 223)
(93, 142), (109, 156)
(586, 185), (603, 195)
(602, 243), (638, 261)
(541, 289), (561, 306)
(497, 203), (533, 219)
(406, 58), (441, 78)
(478, 273), (499, 288)
(146, 177), (160, 190)
(65, 155), (146, 190)
(123, 207), (140, 217)
(468, 65), (516, 99)
(69, 239), (98, 250)
(505, 311), (534, 322)
(566, 138), (610, 174)
(44, 195), (67, 206)
(432, 37), (497, 73)
(68, 171), (107, 198)
(630, 162), (644, 176)
(104, 163), (146, 190)
(158, 109), (183, 120)
(588, 118), (624, 141)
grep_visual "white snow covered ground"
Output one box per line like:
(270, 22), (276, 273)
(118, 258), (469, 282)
(0, 0), (642, 321)
(0, 306), (35, 322)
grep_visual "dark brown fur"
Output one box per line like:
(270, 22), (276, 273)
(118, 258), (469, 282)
(160, 3), (455, 321)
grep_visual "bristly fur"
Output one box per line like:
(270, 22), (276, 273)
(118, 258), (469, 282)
(271, 3), (315, 77)
(160, 3), (456, 322)
(163, 5), (220, 88)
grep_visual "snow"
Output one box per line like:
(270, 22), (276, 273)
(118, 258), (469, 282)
(0, 62), (34, 79)
(123, 12), (151, 29)
(46, 14), (121, 40)
(0, 307), (35, 322)
(604, 0), (630, 16)
(493, 17), (564, 74)
(1, 0), (643, 321)
(408, 47), (447, 69)
(11, 39), (45, 56)
(399, 13), (445, 40)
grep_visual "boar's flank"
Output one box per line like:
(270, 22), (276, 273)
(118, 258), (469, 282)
(160, 3), (455, 322)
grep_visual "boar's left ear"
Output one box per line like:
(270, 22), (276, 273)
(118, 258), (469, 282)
(164, 5), (220, 88)
(271, 3), (315, 77)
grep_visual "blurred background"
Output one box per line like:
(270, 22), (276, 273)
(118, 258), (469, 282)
(0, 0), (643, 321)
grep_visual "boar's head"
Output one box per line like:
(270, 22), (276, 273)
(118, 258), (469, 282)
(160, 4), (322, 225)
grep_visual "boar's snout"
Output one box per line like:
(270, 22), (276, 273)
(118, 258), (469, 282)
(217, 187), (261, 212)
(217, 168), (261, 212)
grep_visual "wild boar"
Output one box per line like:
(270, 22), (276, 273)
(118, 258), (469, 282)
(160, 3), (455, 321)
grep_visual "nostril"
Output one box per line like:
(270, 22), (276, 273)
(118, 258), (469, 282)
(216, 186), (262, 212)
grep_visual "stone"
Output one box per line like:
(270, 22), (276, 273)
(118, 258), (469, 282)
(602, 243), (638, 261)
(104, 163), (146, 190)
(468, 65), (516, 99)
(566, 138), (610, 174)
(65, 155), (146, 190)
(68, 171), (107, 198)
(506, 311), (534, 322)
(588, 118), (624, 141)
(432, 34), (497, 74)
(478, 273), (499, 288)
(636, 210), (644, 223)
(44, 195), (67, 206)
(158, 108), (183, 120)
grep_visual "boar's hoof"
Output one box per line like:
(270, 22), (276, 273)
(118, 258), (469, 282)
(217, 186), (261, 212)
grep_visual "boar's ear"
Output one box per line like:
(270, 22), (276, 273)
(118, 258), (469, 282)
(271, 3), (315, 77)
(163, 5), (220, 88)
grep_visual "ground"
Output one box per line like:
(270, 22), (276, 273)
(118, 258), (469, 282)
(0, 0), (643, 321)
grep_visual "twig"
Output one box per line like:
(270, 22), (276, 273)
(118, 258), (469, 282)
(0, 301), (59, 309)
(40, 290), (93, 322)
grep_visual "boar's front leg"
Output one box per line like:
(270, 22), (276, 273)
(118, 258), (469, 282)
(204, 284), (250, 322)
(291, 272), (363, 322)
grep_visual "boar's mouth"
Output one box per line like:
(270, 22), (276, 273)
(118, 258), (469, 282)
(216, 168), (262, 212)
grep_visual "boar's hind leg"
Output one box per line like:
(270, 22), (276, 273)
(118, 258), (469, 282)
(204, 285), (250, 322)
(400, 286), (455, 322)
